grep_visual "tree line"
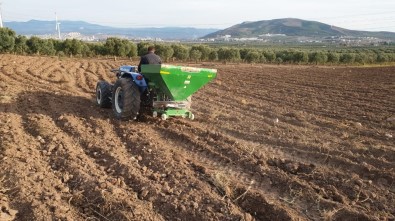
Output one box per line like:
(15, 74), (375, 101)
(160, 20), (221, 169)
(1, 27), (395, 64)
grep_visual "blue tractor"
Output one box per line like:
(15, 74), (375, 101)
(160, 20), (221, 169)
(96, 65), (148, 119)
(96, 64), (217, 120)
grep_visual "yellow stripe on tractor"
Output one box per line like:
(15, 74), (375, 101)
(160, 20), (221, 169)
(160, 71), (170, 75)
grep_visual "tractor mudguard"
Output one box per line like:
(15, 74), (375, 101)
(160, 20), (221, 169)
(121, 72), (148, 93)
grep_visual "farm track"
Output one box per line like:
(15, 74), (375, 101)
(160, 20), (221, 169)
(0, 54), (394, 221)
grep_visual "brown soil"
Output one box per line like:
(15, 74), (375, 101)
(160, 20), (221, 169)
(0, 54), (394, 221)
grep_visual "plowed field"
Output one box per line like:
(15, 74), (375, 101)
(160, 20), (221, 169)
(0, 54), (394, 221)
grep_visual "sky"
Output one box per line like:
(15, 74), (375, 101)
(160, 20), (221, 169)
(1, 0), (395, 32)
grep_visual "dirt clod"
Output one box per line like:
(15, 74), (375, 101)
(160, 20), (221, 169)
(192, 201), (199, 209)
(0, 199), (17, 221)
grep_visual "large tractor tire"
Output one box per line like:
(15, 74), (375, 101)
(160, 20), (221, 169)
(112, 78), (141, 119)
(96, 81), (112, 108)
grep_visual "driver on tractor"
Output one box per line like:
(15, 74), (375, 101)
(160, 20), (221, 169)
(138, 46), (162, 72)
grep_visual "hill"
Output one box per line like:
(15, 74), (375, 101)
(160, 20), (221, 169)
(204, 18), (395, 40)
(4, 20), (219, 40)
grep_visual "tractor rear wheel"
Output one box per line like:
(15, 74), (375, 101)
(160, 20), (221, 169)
(96, 81), (112, 108)
(112, 78), (141, 119)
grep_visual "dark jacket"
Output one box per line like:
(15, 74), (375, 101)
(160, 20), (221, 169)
(138, 52), (162, 72)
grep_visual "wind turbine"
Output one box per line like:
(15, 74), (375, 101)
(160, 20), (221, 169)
(0, 2), (4, 28)
(55, 12), (61, 39)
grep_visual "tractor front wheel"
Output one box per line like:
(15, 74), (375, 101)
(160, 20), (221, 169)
(112, 78), (141, 119)
(96, 81), (112, 108)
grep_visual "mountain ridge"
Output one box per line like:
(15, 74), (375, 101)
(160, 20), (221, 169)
(4, 18), (395, 41)
(204, 18), (395, 40)
(4, 20), (219, 40)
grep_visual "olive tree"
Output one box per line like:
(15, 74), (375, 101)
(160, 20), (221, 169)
(190, 49), (202, 63)
(14, 35), (29, 54)
(0, 28), (16, 53)
(245, 51), (260, 63)
(172, 44), (189, 61)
